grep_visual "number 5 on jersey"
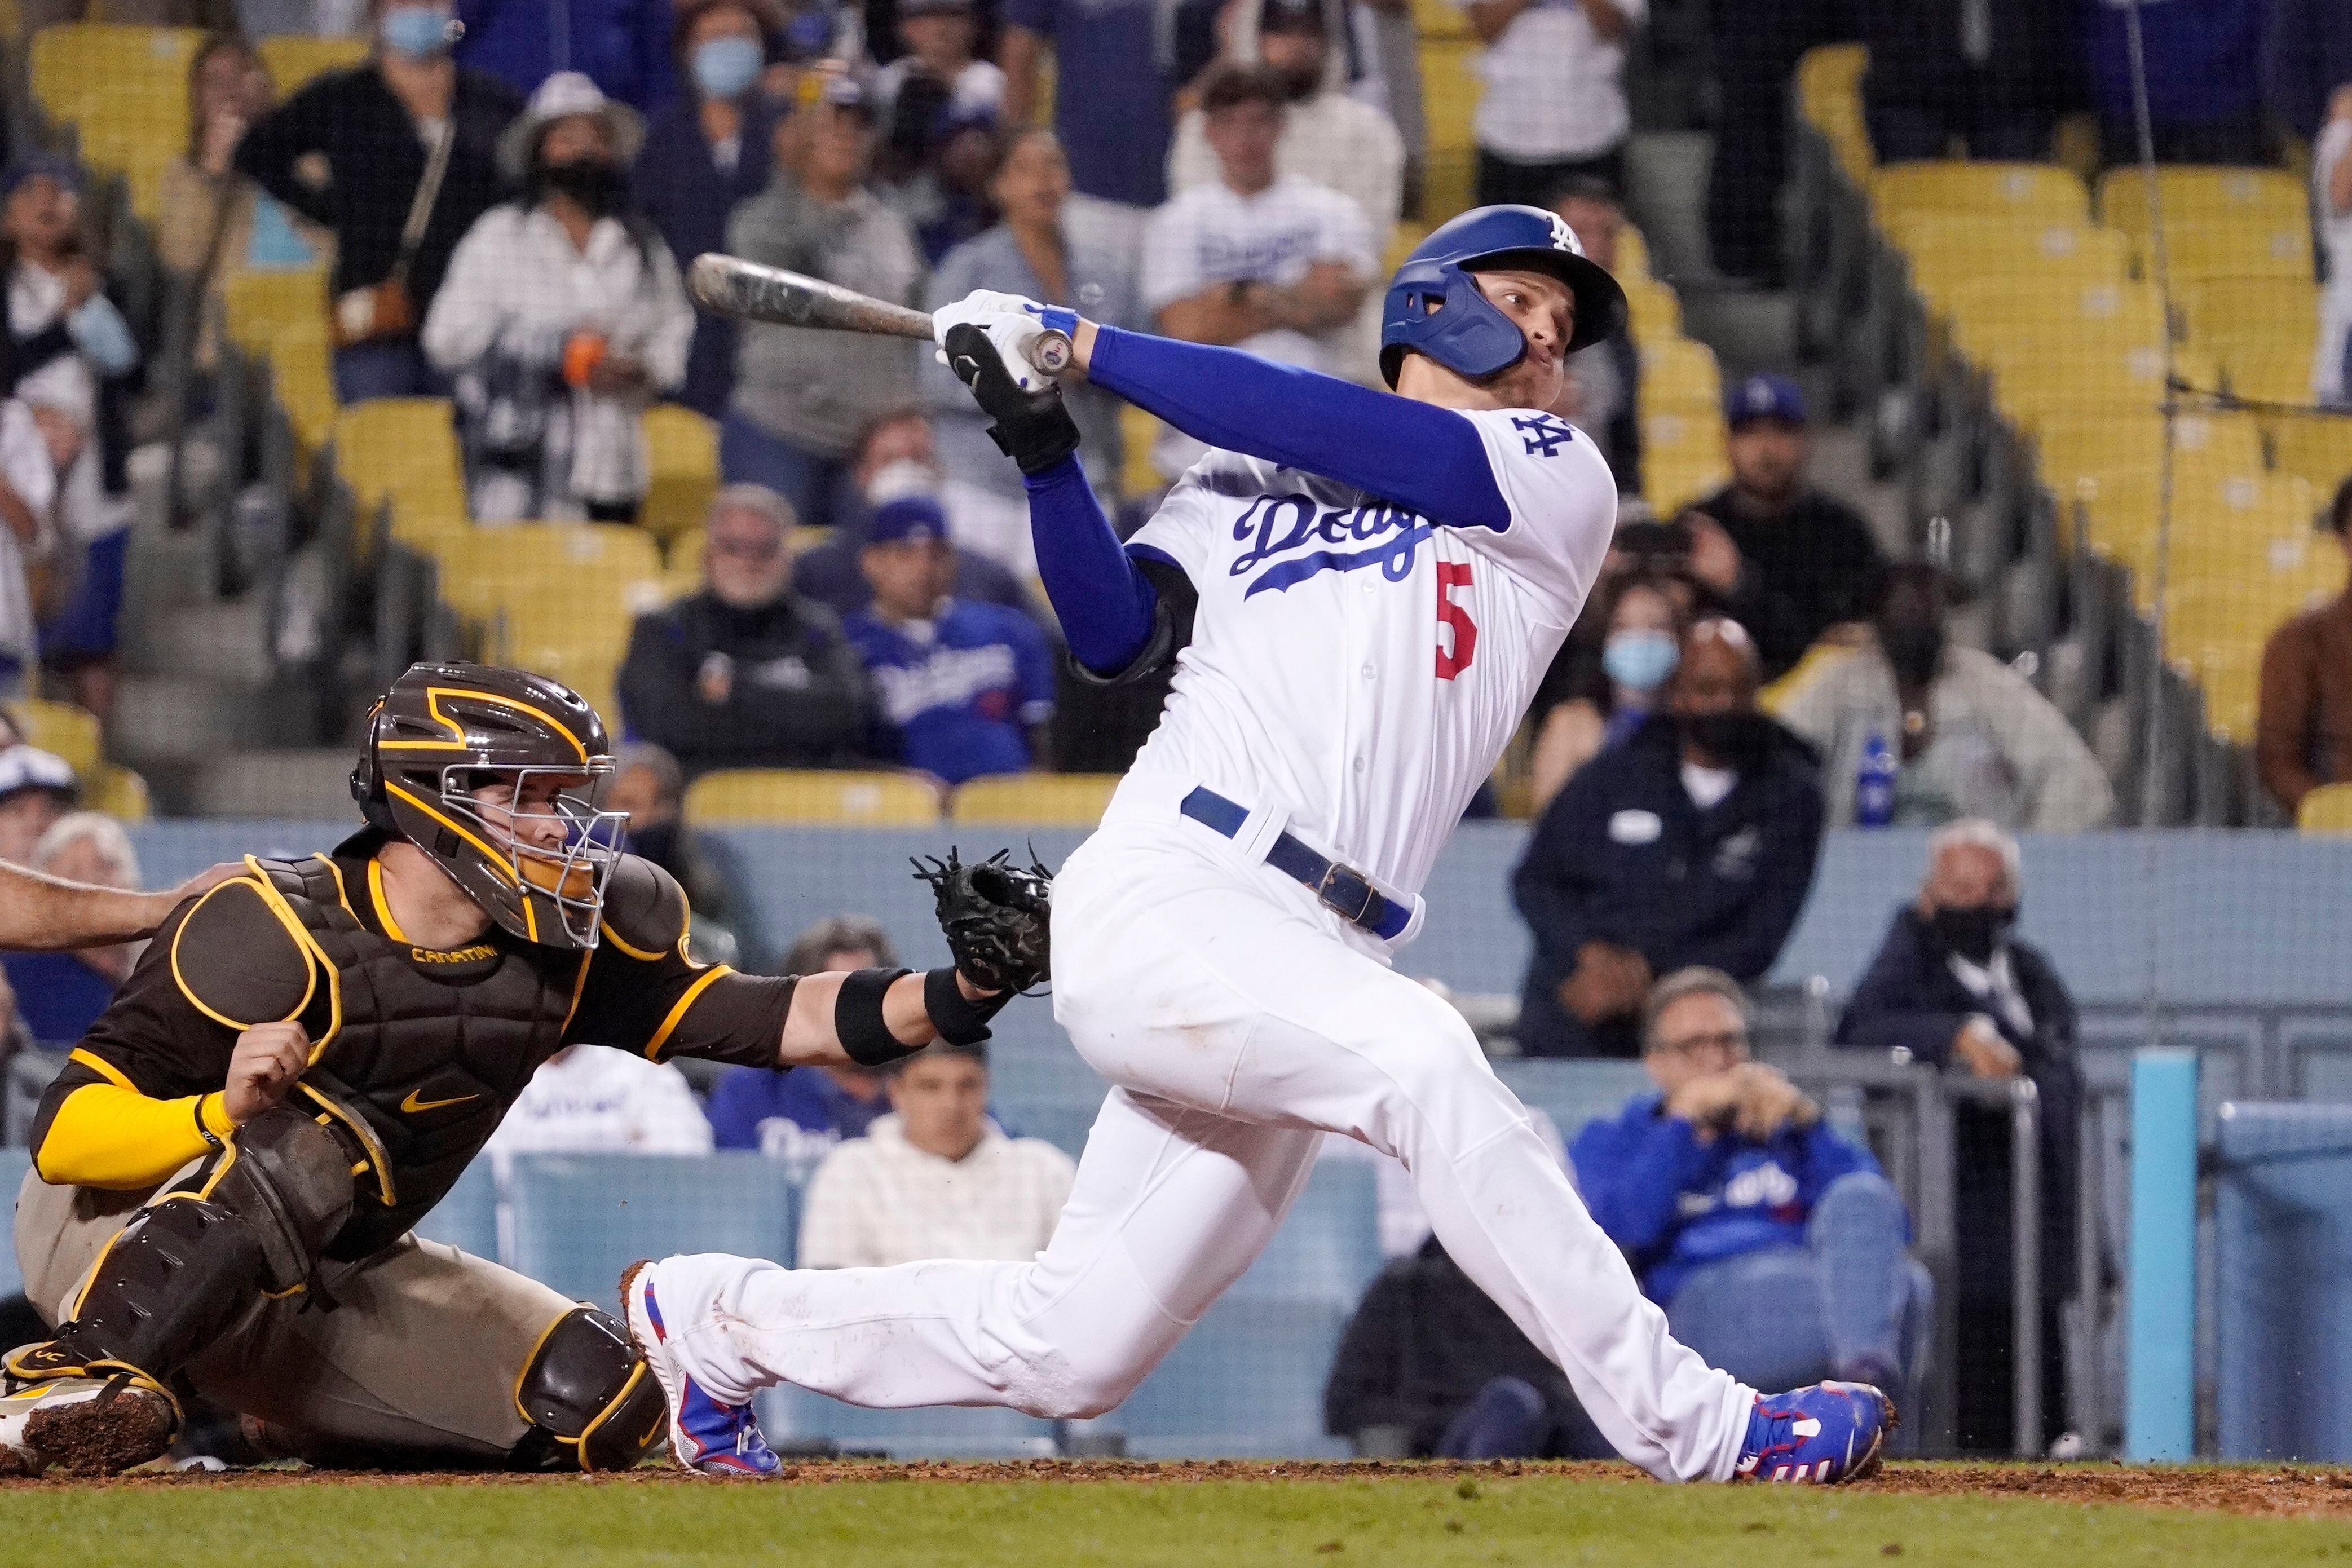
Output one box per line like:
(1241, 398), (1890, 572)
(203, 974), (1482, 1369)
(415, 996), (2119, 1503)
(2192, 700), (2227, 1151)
(1436, 562), (1478, 680)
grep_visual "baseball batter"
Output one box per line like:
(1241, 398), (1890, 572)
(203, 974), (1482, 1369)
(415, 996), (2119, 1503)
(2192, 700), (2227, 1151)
(628, 206), (1891, 1483)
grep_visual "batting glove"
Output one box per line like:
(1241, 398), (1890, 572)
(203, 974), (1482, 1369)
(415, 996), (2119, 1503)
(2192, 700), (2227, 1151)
(932, 292), (1078, 394)
(942, 323), (1080, 476)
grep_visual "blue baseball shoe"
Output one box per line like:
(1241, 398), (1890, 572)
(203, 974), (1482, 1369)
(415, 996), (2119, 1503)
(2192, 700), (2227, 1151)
(1735, 1381), (1895, 1483)
(620, 1260), (782, 1478)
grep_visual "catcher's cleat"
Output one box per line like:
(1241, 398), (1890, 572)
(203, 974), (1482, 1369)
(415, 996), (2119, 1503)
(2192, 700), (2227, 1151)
(619, 1261), (780, 1478)
(1734, 1381), (1895, 1483)
(0, 1374), (179, 1477)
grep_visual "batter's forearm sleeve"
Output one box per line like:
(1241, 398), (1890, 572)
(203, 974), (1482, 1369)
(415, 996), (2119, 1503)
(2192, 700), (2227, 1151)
(1086, 328), (1511, 529)
(1023, 455), (1159, 674)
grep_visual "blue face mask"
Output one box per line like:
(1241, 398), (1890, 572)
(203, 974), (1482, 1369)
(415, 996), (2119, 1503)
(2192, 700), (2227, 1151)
(692, 36), (765, 101)
(1603, 628), (1679, 693)
(380, 3), (453, 60)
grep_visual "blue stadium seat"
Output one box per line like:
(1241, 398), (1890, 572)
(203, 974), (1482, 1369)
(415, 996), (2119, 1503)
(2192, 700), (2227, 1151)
(763, 1386), (1058, 1459)
(1114, 1297), (1352, 1458)
(1228, 1157), (1381, 1305)
(2216, 1103), (2352, 1461)
(1494, 1059), (1654, 1147)
(0, 1148), (29, 1298)
(505, 1153), (798, 1305)
(410, 1159), (501, 1261)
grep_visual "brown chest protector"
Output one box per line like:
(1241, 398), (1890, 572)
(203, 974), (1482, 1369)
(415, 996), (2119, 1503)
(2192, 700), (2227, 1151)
(250, 854), (587, 1261)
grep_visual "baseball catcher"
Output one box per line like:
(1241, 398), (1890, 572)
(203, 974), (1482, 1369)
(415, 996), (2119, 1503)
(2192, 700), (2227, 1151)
(0, 661), (1044, 1477)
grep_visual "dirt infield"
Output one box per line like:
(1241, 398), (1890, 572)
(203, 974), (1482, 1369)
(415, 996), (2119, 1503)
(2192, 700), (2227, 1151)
(5, 1458), (2348, 1517)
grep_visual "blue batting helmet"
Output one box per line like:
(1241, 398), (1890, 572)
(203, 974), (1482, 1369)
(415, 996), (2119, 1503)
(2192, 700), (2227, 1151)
(1378, 204), (1628, 388)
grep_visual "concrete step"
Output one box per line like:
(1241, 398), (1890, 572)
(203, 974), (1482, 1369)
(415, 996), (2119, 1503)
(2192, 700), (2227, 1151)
(128, 598), (275, 688)
(108, 673), (312, 773)
(1677, 287), (1798, 379)
(188, 749), (359, 820)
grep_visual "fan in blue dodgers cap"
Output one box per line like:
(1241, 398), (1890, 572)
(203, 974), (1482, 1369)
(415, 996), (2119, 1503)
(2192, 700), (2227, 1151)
(620, 206), (1899, 1489)
(844, 492), (1057, 785)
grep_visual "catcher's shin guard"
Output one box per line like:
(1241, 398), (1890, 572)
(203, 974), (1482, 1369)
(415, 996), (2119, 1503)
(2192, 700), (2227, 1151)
(4, 1105), (358, 1472)
(507, 1306), (667, 1472)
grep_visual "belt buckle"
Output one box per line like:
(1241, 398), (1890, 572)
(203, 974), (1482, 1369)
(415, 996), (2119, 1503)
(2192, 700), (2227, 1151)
(1315, 862), (1379, 927)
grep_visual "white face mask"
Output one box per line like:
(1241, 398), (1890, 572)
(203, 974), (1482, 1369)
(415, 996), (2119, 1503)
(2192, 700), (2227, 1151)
(866, 458), (943, 506)
(380, 3), (454, 60)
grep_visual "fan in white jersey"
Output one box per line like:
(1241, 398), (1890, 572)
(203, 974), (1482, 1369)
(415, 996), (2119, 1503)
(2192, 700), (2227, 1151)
(622, 205), (1895, 1486)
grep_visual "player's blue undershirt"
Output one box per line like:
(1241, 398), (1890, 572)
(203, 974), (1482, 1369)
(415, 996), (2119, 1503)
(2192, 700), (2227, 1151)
(1024, 326), (1517, 674)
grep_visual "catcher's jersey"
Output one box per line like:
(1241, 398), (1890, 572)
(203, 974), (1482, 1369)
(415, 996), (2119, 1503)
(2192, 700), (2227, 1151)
(1120, 406), (1615, 906)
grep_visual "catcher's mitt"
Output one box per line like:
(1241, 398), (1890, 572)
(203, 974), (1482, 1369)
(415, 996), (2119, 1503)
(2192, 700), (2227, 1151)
(912, 847), (1053, 995)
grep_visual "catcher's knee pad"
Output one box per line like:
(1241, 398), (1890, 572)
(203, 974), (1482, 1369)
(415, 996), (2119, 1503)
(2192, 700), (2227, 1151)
(7, 1106), (357, 1397)
(508, 1306), (664, 1473)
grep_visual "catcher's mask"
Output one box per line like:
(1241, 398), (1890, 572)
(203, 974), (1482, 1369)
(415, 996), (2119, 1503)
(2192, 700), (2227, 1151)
(350, 662), (627, 951)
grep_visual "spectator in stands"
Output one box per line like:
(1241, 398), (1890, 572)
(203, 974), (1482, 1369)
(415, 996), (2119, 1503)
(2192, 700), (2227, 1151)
(1324, 1234), (1608, 1460)
(708, 915), (901, 1165)
(1701, 0), (1830, 285)
(798, 1040), (1077, 1268)
(873, 0), (1007, 261)
(424, 72), (695, 522)
(1166, 0), (1404, 258)
(722, 75), (925, 532)
(237, 2), (522, 405)
(844, 494), (1055, 783)
(1548, 176), (1639, 491)
(1143, 64), (1376, 467)
(924, 130), (1134, 571)
(616, 482), (875, 773)
(1513, 619), (1824, 1059)
(1528, 571), (1687, 812)
(2265, 1), (2352, 145)
(608, 740), (736, 935)
(454, 0), (681, 115)
(1782, 563), (2115, 831)
(2081, 0), (2266, 166)
(0, 812), (139, 1047)
(1683, 375), (1885, 684)
(1463, 0), (1636, 206)
(1859, 0), (2073, 164)
(0, 747), (77, 869)
(0, 400), (58, 703)
(1000, 0), (1220, 258)
(486, 1043), (714, 1160)
(161, 34), (325, 379)
(2314, 86), (2352, 409)
(1574, 968), (1932, 1421)
(792, 409), (1055, 622)
(3, 157), (143, 727)
(2256, 476), (2352, 814)
(637, 0), (792, 418)
(1834, 820), (2082, 1453)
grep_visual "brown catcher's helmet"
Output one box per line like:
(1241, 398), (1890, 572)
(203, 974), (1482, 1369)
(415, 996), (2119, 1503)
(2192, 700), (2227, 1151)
(350, 662), (626, 950)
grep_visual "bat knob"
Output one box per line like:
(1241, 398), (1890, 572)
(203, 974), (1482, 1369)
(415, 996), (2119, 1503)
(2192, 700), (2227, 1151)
(1029, 330), (1074, 376)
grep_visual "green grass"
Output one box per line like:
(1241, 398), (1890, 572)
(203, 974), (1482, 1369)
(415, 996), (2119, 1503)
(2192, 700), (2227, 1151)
(2, 1470), (2346, 1568)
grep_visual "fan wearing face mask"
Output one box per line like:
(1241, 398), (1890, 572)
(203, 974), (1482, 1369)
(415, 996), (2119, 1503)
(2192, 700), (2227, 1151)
(1513, 617), (1827, 1058)
(423, 71), (695, 522)
(1528, 571), (1689, 810)
(1833, 819), (2085, 1455)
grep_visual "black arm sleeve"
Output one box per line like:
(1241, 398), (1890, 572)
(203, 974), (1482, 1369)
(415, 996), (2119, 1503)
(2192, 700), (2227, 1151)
(233, 77), (342, 228)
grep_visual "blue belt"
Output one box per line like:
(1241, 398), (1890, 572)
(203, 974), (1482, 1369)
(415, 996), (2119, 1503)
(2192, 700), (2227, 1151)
(1179, 787), (1411, 942)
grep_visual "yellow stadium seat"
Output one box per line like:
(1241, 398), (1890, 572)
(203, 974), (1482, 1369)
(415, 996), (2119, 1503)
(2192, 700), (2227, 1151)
(29, 25), (205, 221)
(219, 266), (329, 357)
(2225, 341), (2319, 406)
(2273, 416), (2352, 500)
(1614, 224), (1651, 280)
(1795, 44), (1868, 140)
(2177, 275), (2319, 366)
(1891, 220), (2132, 325)
(255, 34), (367, 95)
(2172, 639), (2263, 744)
(13, 698), (102, 780)
(684, 768), (943, 825)
(269, 319), (339, 456)
(2096, 166), (2312, 281)
(666, 526), (706, 571)
(2035, 410), (2267, 501)
(1120, 403), (1160, 502)
(1641, 405), (1729, 515)
(485, 600), (637, 728)
(429, 521), (665, 628)
(1420, 39), (1479, 157)
(1870, 162), (2089, 229)
(87, 765), (149, 822)
(1411, 0), (1473, 43)
(2298, 783), (2352, 833)
(640, 405), (720, 544)
(1638, 337), (1722, 416)
(951, 773), (1122, 825)
(333, 397), (467, 553)
(1620, 276), (1684, 348)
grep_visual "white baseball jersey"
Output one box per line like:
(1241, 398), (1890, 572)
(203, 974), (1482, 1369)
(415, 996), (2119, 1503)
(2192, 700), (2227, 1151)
(1138, 174), (1378, 378)
(1118, 405), (1617, 906)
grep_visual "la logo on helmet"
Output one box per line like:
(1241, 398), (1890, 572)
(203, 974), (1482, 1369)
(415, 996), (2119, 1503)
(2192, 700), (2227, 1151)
(1547, 213), (1578, 253)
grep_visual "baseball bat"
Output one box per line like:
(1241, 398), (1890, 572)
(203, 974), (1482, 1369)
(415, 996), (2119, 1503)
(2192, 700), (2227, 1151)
(687, 253), (1074, 375)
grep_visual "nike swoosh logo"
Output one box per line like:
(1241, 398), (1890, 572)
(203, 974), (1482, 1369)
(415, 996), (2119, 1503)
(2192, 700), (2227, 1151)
(399, 1088), (478, 1114)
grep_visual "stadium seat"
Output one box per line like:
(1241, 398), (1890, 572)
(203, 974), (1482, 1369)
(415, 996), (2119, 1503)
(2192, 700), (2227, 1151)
(765, 1388), (1058, 1459)
(2273, 417), (2352, 500)
(220, 266), (330, 359)
(268, 319), (341, 458)
(1891, 220), (2132, 325)
(0, 1149), (28, 1297)
(427, 521), (665, 627)
(504, 1152), (799, 1304)
(86, 766), (150, 823)
(1410, 0), (1472, 43)
(1794, 44), (1872, 182)
(1636, 336), (1722, 416)
(1640, 409), (1729, 515)
(410, 1159), (501, 1261)
(1620, 275), (1684, 348)
(332, 398), (467, 554)
(1115, 1296), (1352, 1457)
(950, 773), (1122, 826)
(639, 405), (720, 545)
(1870, 161), (2090, 231)
(2096, 166), (2313, 281)
(2298, 784), (2352, 834)
(488, 599), (639, 732)
(255, 33), (368, 95)
(14, 699), (102, 781)
(1614, 223), (1651, 280)
(28, 25), (204, 220)
(1418, 38), (1480, 218)
(2177, 276), (2320, 373)
(1120, 402), (1162, 501)
(683, 768), (944, 825)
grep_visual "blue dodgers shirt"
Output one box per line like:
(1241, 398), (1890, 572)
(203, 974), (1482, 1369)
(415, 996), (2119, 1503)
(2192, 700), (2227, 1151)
(999, 0), (1215, 206)
(845, 600), (1056, 785)
(1569, 1092), (1886, 1305)
(1, 952), (119, 1048)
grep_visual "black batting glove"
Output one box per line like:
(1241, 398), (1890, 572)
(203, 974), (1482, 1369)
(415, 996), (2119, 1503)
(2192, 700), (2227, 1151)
(942, 322), (1082, 477)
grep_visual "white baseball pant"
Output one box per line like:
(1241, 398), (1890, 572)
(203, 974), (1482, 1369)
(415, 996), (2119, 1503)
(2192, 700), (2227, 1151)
(648, 805), (1757, 1481)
